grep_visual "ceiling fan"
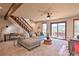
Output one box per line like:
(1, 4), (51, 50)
(46, 12), (52, 18)
(39, 7), (56, 19)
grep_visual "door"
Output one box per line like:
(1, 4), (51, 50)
(51, 22), (66, 39)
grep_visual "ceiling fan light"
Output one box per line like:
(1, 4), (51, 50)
(47, 12), (51, 18)
(46, 17), (50, 20)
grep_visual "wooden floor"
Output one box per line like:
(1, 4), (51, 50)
(0, 39), (69, 56)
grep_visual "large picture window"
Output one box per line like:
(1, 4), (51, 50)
(51, 22), (66, 39)
(74, 20), (79, 38)
(42, 23), (47, 36)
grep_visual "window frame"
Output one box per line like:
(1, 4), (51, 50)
(50, 21), (67, 40)
(42, 23), (48, 36)
(73, 19), (79, 38)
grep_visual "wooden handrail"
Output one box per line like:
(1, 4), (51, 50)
(21, 17), (33, 30)
(10, 15), (33, 32)
(17, 17), (31, 31)
(11, 15), (33, 31)
(11, 16), (30, 32)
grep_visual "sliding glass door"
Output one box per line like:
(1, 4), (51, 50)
(51, 24), (57, 38)
(58, 23), (65, 39)
(51, 22), (66, 39)
(74, 20), (79, 38)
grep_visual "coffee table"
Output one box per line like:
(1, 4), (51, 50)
(44, 39), (52, 45)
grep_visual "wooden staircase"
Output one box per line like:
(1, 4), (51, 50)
(4, 3), (33, 32)
(10, 15), (33, 32)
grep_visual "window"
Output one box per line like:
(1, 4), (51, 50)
(42, 23), (47, 36)
(58, 23), (65, 39)
(74, 20), (79, 38)
(51, 22), (66, 39)
(51, 24), (57, 37)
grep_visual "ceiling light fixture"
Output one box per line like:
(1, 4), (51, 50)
(47, 13), (50, 18)
(46, 12), (51, 20)
(46, 17), (50, 20)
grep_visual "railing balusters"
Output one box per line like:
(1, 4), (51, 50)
(10, 15), (33, 32)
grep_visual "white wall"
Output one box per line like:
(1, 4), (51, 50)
(0, 17), (21, 41)
(3, 24), (20, 34)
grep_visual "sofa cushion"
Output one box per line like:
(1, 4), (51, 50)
(19, 38), (40, 45)
(38, 35), (46, 41)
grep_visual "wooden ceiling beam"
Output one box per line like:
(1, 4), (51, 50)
(4, 3), (23, 20)
(9, 3), (23, 15)
(4, 3), (15, 19)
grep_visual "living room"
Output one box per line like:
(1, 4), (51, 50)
(0, 3), (79, 56)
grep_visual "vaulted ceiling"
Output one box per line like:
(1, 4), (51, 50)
(1, 3), (79, 22)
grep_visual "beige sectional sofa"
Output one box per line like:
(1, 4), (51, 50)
(18, 38), (41, 50)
